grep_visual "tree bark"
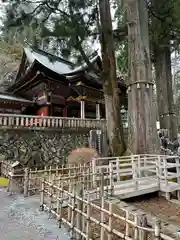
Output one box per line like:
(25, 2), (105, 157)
(150, 0), (177, 140)
(153, 43), (177, 140)
(99, 0), (126, 156)
(126, 0), (159, 154)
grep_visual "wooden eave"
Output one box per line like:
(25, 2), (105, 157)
(13, 75), (44, 95)
(15, 51), (27, 81)
(7, 61), (37, 93)
(11, 72), (42, 94)
(0, 100), (34, 106)
(0, 95), (34, 106)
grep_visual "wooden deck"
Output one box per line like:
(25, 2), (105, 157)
(92, 154), (180, 200)
(114, 177), (159, 199)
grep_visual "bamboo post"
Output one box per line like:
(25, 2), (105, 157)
(56, 180), (61, 220)
(100, 197), (105, 240)
(76, 186), (83, 240)
(56, 164), (59, 176)
(35, 167), (37, 189)
(40, 177), (45, 211)
(44, 166), (47, 180)
(82, 169), (86, 234)
(70, 188), (76, 239)
(154, 219), (161, 240)
(68, 182), (73, 226)
(92, 159), (96, 187)
(24, 167), (29, 197)
(139, 214), (148, 240)
(48, 166), (52, 187)
(100, 170), (104, 198)
(86, 193), (91, 240)
(29, 168), (32, 194)
(48, 175), (54, 219)
(87, 167), (91, 190)
(125, 210), (129, 237)
(134, 213), (139, 240)
(82, 186), (86, 235)
(58, 182), (64, 229)
(7, 175), (12, 192)
(108, 202), (113, 240)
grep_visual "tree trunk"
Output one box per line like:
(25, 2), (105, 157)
(126, 0), (159, 154)
(153, 41), (177, 140)
(151, 0), (177, 140)
(99, 0), (126, 156)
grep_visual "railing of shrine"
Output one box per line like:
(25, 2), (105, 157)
(0, 113), (106, 130)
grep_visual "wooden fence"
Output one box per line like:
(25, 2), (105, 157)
(1, 158), (178, 239)
(39, 177), (175, 240)
(3, 154), (180, 200)
(3, 163), (95, 197)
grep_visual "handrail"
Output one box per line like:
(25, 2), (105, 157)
(0, 113), (106, 130)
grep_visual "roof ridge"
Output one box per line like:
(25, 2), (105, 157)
(26, 46), (75, 67)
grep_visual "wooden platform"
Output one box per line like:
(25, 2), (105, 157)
(114, 177), (159, 199)
(92, 154), (180, 200)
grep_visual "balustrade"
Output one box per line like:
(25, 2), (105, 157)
(0, 114), (106, 130)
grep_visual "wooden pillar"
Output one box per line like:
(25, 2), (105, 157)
(96, 103), (101, 119)
(80, 101), (85, 119)
(63, 105), (67, 117)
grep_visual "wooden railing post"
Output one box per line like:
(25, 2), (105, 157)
(24, 167), (29, 197)
(176, 157), (180, 200)
(109, 162), (114, 196)
(163, 156), (170, 200)
(132, 156), (138, 190)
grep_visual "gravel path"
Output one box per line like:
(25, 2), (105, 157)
(0, 189), (70, 240)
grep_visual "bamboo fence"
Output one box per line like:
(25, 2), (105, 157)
(39, 176), (175, 240)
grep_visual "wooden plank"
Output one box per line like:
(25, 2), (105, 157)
(115, 185), (159, 199)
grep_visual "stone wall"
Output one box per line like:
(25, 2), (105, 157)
(0, 129), (89, 167)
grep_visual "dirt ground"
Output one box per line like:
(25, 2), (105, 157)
(128, 194), (180, 226)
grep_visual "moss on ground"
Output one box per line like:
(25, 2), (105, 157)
(0, 177), (8, 187)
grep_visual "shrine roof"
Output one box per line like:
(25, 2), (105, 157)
(0, 93), (33, 103)
(24, 47), (100, 76)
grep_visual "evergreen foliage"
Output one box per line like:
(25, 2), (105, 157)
(1, 0), (99, 63)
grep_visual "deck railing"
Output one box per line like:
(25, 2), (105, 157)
(0, 113), (106, 130)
